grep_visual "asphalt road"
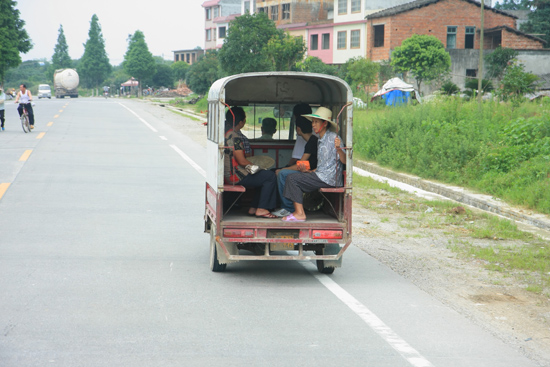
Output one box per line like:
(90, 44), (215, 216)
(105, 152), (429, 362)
(0, 98), (539, 367)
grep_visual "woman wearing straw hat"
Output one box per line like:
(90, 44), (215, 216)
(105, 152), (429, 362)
(282, 107), (346, 222)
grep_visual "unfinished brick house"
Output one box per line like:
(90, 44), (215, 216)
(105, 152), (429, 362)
(364, 0), (546, 91)
(255, 0), (333, 26)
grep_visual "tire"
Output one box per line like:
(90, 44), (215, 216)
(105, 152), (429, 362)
(21, 114), (30, 133)
(316, 260), (335, 274)
(315, 248), (335, 274)
(209, 226), (226, 272)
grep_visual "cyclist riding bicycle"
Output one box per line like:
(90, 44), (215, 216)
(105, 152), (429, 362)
(14, 84), (35, 129)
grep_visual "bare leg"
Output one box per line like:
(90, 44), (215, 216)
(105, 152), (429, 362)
(291, 202), (307, 220)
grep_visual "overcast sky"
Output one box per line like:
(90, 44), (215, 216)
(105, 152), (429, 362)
(16, 0), (206, 65)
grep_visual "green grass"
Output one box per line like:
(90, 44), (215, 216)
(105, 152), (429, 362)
(354, 172), (550, 295)
(354, 97), (550, 214)
(450, 240), (550, 294)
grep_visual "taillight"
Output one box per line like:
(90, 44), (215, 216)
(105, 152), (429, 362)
(223, 229), (254, 238)
(312, 230), (343, 239)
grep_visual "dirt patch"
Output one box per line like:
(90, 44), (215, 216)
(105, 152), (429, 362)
(352, 189), (550, 366)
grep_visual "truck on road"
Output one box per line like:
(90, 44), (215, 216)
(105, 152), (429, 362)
(54, 69), (79, 98)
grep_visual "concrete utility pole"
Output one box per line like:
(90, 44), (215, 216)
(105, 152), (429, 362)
(477, 0), (485, 104)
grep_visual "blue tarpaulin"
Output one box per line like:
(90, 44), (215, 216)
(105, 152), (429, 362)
(382, 90), (410, 106)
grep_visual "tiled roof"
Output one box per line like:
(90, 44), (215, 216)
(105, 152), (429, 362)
(484, 25), (547, 44)
(366, 0), (517, 20)
(202, 0), (220, 8)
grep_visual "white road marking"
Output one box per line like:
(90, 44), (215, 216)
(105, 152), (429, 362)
(159, 136), (168, 140)
(118, 103), (158, 132)
(169, 145), (206, 179)
(300, 261), (435, 367)
(353, 167), (448, 201)
(124, 104), (433, 366)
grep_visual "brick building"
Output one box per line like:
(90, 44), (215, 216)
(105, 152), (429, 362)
(364, 0), (546, 91)
(172, 49), (205, 65)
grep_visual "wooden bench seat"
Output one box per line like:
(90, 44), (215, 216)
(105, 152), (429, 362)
(223, 184), (246, 192)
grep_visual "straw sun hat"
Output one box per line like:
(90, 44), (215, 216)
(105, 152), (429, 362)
(302, 107), (337, 132)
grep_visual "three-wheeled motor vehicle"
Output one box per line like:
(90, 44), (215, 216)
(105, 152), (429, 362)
(205, 72), (353, 273)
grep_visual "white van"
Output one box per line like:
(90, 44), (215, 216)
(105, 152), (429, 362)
(38, 84), (51, 99)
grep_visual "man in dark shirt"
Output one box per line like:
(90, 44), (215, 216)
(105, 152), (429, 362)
(271, 117), (318, 217)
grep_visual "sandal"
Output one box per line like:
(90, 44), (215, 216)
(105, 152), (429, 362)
(255, 212), (278, 219)
(282, 214), (306, 222)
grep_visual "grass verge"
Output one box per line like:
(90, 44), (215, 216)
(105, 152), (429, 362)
(354, 173), (550, 296)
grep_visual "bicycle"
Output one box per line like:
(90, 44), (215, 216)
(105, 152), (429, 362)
(19, 104), (31, 133)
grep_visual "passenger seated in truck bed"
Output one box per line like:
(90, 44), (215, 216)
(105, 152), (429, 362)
(272, 115), (318, 218)
(224, 106), (278, 219)
(282, 107), (346, 222)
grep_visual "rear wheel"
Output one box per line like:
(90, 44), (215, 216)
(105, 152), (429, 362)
(209, 225), (226, 272)
(21, 114), (30, 133)
(315, 248), (335, 274)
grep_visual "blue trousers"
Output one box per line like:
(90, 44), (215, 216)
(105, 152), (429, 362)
(277, 169), (299, 212)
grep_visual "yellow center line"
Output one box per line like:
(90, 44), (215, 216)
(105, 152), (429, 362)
(59, 109), (63, 113)
(36, 132), (46, 139)
(0, 183), (10, 201)
(54, 115), (59, 118)
(47, 121), (53, 126)
(19, 150), (32, 161)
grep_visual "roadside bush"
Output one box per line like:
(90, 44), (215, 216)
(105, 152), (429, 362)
(440, 81), (460, 95)
(354, 98), (550, 214)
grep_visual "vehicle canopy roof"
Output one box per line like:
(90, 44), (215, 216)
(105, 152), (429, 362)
(208, 72), (352, 106)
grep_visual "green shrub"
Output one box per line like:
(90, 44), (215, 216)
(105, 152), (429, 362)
(354, 99), (550, 213)
(440, 81), (460, 95)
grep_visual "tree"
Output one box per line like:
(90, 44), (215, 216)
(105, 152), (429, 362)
(171, 61), (189, 82)
(521, 0), (550, 45)
(79, 14), (111, 88)
(187, 50), (223, 95)
(218, 12), (281, 75)
(49, 25), (72, 80)
(494, 0), (532, 10)
(123, 30), (156, 95)
(347, 57), (381, 96)
(153, 63), (174, 88)
(296, 56), (338, 76)
(390, 34), (451, 92)
(264, 32), (306, 71)
(484, 47), (519, 80)
(498, 61), (539, 102)
(0, 0), (32, 85)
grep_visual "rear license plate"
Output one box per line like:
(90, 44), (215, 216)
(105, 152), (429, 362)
(270, 235), (295, 251)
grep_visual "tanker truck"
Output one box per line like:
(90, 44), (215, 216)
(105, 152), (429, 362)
(54, 68), (79, 98)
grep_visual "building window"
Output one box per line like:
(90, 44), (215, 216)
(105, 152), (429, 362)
(219, 26), (226, 39)
(337, 31), (347, 49)
(338, 0), (347, 14)
(351, 0), (361, 12)
(373, 24), (384, 47)
(213, 7), (219, 18)
(271, 5), (279, 20)
(350, 30), (360, 48)
(465, 26), (475, 49)
(206, 29), (211, 41)
(310, 34), (319, 50)
(447, 26), (457, 49)
(258, 7), (267, 14)
(466, 69), (477, 78)
(175, 54), (179, 61)
(206, 8), (211, 20)
(282, 4), (290, 19)
(322, 33), (330, 49)
(244, 1), (250, 13)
